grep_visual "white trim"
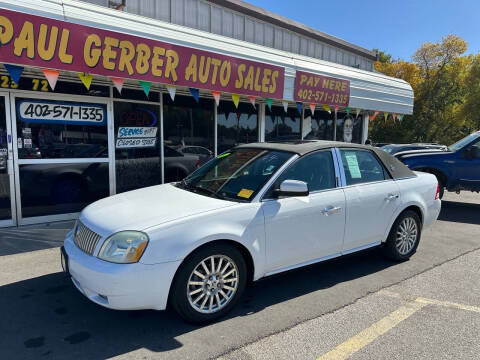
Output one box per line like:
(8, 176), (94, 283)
(107, 99), (116, 195)
(160, 91), (165, 184)
(362, 111), (369, 144)
(0, 91), (16, 227)
(259, 103), (266, 142)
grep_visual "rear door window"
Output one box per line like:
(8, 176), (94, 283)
(340, 149), (387, 185)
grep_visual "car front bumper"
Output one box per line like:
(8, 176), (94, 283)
(63, 233), (181, 311)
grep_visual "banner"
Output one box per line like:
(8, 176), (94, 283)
(294, 71), (350, 107)
(0, 8), (285, 99)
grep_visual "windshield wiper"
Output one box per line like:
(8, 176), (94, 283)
(184, 184), (226, 200)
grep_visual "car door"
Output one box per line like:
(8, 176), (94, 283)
(338, 148), (401, 253)
(456, 138), (480, 191)
(261, 149), (346, 273)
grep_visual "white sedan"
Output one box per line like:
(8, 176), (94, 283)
(61, 141), (441, 323)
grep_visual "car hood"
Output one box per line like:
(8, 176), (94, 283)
(80, 183), (237, 234)
(396, 149), (452, 160)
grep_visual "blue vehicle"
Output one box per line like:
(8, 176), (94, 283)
(396, 131), (480, 198)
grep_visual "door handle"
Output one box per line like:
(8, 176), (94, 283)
(321, 206), (342, 216)
(385, 193), (399, 201)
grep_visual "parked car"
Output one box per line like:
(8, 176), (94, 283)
(175, 145), (213, 165)
(61, 141), (441, 323)
(397, 131), (480, 198)
(381, 143), (447, 155)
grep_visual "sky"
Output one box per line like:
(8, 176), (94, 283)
(247, 0), (480, 61)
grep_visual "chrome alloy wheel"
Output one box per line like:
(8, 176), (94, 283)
(395, 217), (418, 255)
(187, 255), (239, 314)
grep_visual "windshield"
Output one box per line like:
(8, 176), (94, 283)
(179, 149), (292, 201)
(449, 133), (480, 152)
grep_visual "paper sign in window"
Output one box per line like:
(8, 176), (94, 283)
(345, 153), (361, 179)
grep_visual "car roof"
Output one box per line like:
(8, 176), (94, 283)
(235, 140), (366, 155)
(235, 140), (416, 180)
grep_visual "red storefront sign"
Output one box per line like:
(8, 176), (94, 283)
(0, 8), (285, 99)
(294, 71), (350, 107)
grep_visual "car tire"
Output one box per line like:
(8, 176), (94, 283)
(382, 210), (422, 261)
(170, 243), (247, 323)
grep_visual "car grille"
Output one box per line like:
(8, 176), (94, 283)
(73, 221), (102, 256)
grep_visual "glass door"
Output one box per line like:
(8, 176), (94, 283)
(0, 92), (16, 227)
(10, 92), (111, 225)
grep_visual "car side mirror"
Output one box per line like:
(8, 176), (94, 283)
(273, 180), (309, 198)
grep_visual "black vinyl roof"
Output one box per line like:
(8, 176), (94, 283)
(235, 141), (416, 180)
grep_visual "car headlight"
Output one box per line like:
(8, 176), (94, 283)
(97, 231), (149, 264)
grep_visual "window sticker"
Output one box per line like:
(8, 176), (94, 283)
(217, 152), (231, 159)
(237, 188), (254, 199)
(345, 152), (361, 179)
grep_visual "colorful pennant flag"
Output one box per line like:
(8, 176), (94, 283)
(282, 101), (289, 113)
(398, 114), (404, 122)
(248, 96), (256, 108)
(41, 69), (59, 91)
(355, 108), (361, 119)
(309, 103), (316, 115)
(110, 77), (124, 94)
(296, 102), (303, 115)
(346, 107), (350, 116)
(211, 91), (221, 106)
(166, 86), (176, 101)
(139, 80), (152, 96)
(231, 94), (240, 108)
(322, 105), (331, 114)
(334, 105), (339, 116)
(189, 88), (199, 103)
(4, 64), (23, 84)
(370, 110), (380, 121)
(393, 113), (398, 121)
(265, 98), (273, 110)
(384, 112), (388, 122)
(78, 73), (93, 90)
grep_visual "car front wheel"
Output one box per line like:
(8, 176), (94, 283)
(382, 210), (422, 261)
(170, 244), (247, 323)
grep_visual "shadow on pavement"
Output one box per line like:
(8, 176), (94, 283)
(438, 200), (480, 225)
(0, 248), (394, 360)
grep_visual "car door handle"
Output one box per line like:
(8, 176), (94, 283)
(321, 206), (342, 216)
(385, 193), (399, 201)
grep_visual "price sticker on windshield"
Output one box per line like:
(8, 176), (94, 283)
(237, 189), (254, 199)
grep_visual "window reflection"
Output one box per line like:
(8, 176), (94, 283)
(163, 94), (214, 181)
(218, 101), (258, 153)
(19, 163), (109, 217)
(16, 98), (108, 159)
(265, 106), (301, 142)
(303, 108), (334, 141)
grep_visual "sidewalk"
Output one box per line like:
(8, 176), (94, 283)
(0, 220), (73, 256)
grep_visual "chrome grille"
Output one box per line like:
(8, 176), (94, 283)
(73, 222), (102, 256)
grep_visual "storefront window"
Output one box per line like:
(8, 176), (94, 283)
(336, 113), (363, 144)
(265, 106), (301, 142)
(113, 102), (162, 194)
(218, 101), (258, 154)
(15, 98), (108, 159)
(163, 94), (214, 182)
(303, 108), (335, 141)
(19, 162), (109, 217)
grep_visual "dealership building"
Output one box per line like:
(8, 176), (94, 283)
(0, 0), (413, 226)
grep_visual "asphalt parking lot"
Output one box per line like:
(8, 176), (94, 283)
(0, 192), (479, 360)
